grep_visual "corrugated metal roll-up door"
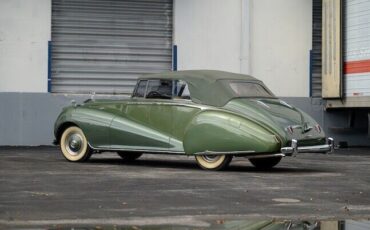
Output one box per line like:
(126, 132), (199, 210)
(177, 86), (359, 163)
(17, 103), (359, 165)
(51, 0), (173, 94)
(311, 0), (323, 97)
(344, 0), (370, 97)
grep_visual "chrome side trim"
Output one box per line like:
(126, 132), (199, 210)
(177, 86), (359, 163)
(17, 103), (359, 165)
(195, 151), (287, 159)
(248, 153), (286, 159)
(88, 143), (186, 155)
(194, 150), (255, 156)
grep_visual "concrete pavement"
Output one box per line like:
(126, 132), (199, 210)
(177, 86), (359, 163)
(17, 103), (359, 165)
(0, 147), (370, 228)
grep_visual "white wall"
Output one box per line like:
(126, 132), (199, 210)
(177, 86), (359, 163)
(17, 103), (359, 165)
(0, 0), (51, 93)
(174, 0), (312, 97)
(249, 0), (312, 97)
(0, 0), (312, 96)
(174, 0), (242, 72)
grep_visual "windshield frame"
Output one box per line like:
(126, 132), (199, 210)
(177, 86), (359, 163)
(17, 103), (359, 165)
(132, 78), (193, 100)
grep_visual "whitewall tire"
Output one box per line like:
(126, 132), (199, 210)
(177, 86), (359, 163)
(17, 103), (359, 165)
(60, 126), (92, 162)
(195, 155), (232, 170)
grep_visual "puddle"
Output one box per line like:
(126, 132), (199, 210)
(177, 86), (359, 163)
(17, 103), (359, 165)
(272, 198), (301, 203)
(32, 219), (370, 230)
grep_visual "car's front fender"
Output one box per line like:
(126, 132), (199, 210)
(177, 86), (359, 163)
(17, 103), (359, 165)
(54, 105), (114, 148)
(54, 106), (74, 141)
(183, 110), (281, 155)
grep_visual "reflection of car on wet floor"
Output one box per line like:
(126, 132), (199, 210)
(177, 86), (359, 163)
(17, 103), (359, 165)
(202, 219), (369, 230)
(54, 70), (334, 170)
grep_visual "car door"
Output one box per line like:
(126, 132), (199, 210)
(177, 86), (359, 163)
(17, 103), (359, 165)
(145, 79), (173, 149)
(169, 80), (201, 152)
(109, 79), (172, 151)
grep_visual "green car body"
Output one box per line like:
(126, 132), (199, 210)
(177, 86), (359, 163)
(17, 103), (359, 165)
(54, 70), (333, 166)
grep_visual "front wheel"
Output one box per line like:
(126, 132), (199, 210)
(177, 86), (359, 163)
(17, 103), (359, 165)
(60, 126), (92, 162)
(249, 156), (282, 169)
(195, 155), (232, 170)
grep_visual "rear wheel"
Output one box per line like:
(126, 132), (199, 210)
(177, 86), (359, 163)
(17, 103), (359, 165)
(117, 152), (142, 162)
(195, 155), (232, 170)
(249, 156), (282, 169)
(60, 126), (92, 162)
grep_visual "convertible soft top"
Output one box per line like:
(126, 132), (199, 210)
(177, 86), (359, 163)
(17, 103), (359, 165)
(140, 70), (266, 107)
(141, 70), (258, 83)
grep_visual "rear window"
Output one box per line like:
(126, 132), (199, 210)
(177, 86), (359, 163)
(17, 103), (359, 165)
(229, 82), (274, 98)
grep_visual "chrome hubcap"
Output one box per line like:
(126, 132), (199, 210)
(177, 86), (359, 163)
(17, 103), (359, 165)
(202, 155), (220, 162)
(66, 134), (83, 155)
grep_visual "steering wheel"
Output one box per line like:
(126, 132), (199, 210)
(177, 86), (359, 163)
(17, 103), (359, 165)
(146, 91), (162, 98)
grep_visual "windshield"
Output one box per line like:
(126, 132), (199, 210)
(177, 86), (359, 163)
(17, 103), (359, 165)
(229, 82), (275, 98)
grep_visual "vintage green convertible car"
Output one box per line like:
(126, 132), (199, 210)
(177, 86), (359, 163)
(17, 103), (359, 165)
(54, 70), (334, 170)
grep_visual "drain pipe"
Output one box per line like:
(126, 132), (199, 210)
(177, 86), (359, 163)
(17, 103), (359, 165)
(240, 0), (251, 75)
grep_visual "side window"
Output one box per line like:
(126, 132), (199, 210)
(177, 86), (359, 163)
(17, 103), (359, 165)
(133, 80), (147, 97)
(174, 80), (191, 99)
(146, 80), (173, 99)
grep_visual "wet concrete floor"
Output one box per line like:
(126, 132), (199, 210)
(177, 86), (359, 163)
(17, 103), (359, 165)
(0, 147), (370, 228)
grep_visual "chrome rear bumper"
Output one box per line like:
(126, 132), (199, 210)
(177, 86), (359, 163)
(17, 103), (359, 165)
(195, 137), (334, 159)
(281, 137), (334, 156)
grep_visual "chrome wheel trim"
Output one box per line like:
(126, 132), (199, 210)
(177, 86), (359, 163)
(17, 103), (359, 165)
(202, 155), (221, 163)
(195, 154), (230, 170)
(65, 133), (83, 156)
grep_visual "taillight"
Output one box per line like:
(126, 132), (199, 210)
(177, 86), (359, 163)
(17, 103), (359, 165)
(315, 124), (322, 133)
(286, 126), (294, 134)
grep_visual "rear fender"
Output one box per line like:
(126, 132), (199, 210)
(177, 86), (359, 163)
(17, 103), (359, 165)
(183, 111), (280, 155)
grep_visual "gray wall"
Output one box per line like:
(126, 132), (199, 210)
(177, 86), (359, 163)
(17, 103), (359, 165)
(283, 97), (370, 147)
(0, 93), (128, 146)
(0, 93), (369, 146)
